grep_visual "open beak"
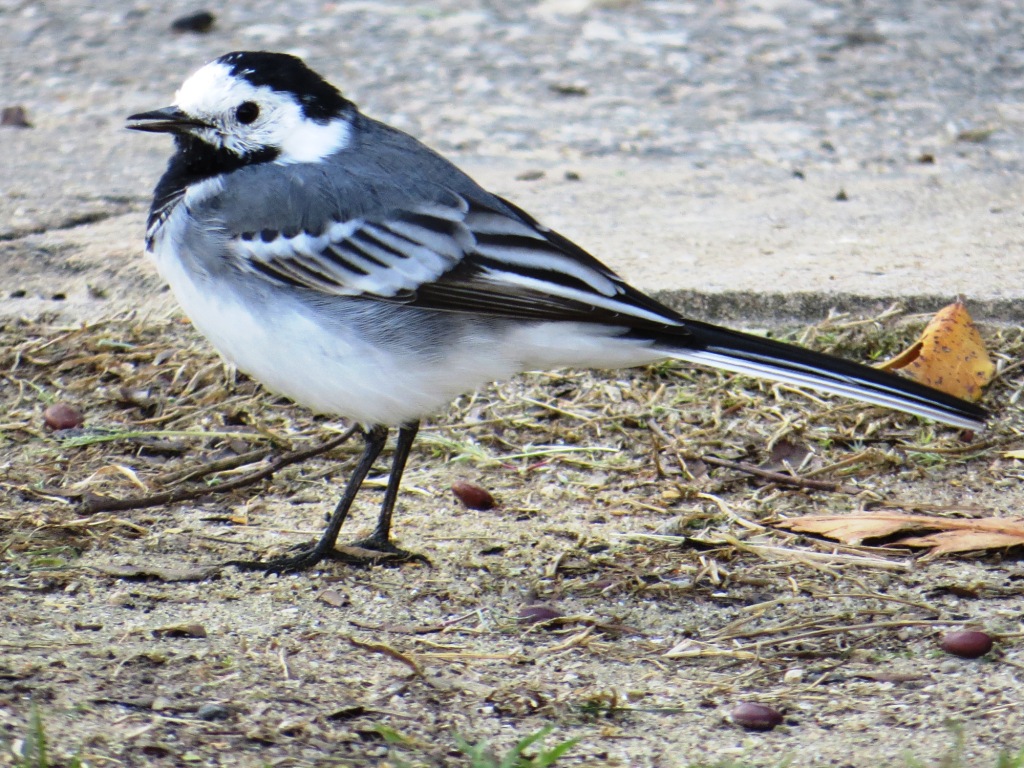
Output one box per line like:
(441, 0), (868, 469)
(126, 106), (207, 133)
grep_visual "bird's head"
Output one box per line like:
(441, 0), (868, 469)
(127, 51), (354, 165)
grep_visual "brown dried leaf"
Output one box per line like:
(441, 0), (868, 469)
(760, 439), (812, 472)
(776, 513), (926, 544)
(879, 298), (994, 401)
(777, 512), (1024, 558)
(898, 531), (1024, 559)
(318, 589), (349, 608)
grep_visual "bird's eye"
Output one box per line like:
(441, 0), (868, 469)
(235, 101), (260, 124)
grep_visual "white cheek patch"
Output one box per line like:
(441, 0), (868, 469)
(171, 59), (350, 163)
(274, 117), (351, 163)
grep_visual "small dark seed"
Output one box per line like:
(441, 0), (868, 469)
(548, 83), (589, 97)
(170, 11), (215, 33)
(548, 83), (589, 96)
(517, 605), (563, 625)
(1, 106), (31, 128)
(43, 403), (84, 430)
(451, 480), (496, 510)
(941, 630), (993, 659)
(515, 169), (545, 181)
(152, 623), (207, 638)
(731, 702), (783, 732)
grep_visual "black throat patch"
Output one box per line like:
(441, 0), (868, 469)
(146, 134), (278, 241)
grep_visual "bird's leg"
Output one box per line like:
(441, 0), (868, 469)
(227, 424), (388, 574)
(348, 421), (425, 562)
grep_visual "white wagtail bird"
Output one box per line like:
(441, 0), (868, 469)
(128, 51), (987, 572)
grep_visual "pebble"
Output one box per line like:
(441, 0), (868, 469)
(783, 668), (804, 684)
(196, 703), (231, 721)
(1, 106), (31, 127)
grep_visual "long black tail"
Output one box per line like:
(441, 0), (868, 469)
(640, 318), (988, 429)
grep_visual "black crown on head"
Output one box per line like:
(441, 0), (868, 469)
(216, 51), (352, 122)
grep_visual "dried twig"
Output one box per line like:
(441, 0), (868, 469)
(734, 618), (956, 651)
(345, 635), (423, 677)
(347, 610), (482, 636)
(153, 446), (274, 485)
(688, 453), (860, 494)
(78, 426), (358, 513)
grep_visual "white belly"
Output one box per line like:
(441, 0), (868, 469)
(149, 208), (664, 426)
(154, 250), (497, 424)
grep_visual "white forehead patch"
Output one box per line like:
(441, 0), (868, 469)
(171, 60), (350, 164)
(174, 61), (249, 113)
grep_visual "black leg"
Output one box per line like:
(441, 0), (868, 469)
(351, 421), (420, 554)
(227, 425), (388, 574)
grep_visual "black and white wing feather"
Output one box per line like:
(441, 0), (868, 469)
(211, 152), (987, 430)
(228, 191), (684, 328)
(231, 198), (473, 299)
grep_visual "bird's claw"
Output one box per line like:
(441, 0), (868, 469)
(339, 536), (430, 566)
(225, 542), (329, 575)
(225, 538), (428, 574)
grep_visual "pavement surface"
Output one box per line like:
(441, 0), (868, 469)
(2, 0), (1023, 325)
(3, 4), (1024, 766)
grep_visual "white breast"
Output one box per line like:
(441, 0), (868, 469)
(151, 205), (493, 425)
(147, 201), (665, 426)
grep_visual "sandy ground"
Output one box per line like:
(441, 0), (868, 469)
(2, 1), (1024, 766)
(3, 312), (1024, 768)
(4, 0), (1024, 320)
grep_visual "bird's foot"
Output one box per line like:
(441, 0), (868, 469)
(332, 535), (430, 566)
(225, 537), (428, 574)
(225, 541), (332, 575)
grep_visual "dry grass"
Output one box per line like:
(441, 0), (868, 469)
(2, 307), (1024, 766)
(4, 307), (1021, 559)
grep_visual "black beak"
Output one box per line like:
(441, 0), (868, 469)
(126, 106), (207, 133)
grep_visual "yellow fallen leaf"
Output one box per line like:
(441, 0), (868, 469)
(776, 513), (925, 544)
(776, 512), (1024, 558)
(879, 298), (994, 401)
(898, 531), (1024, 560)
(1004, 450), (1024, 460)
